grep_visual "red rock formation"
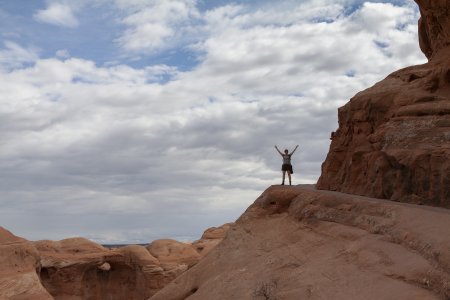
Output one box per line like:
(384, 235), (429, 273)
(150, 185), (450, 300)
(0, 224), (231, 299)
(199, 223), (233, 240)
(33, 238), (166, 299)
(192, 223), (233, 257)
(147, 239), (201, 269)
(317, 1), (450, 207)
(416, 0), (450, 59)
(0, 227), (52, 300)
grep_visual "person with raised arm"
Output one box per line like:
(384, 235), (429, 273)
(274, 145), (299, 186)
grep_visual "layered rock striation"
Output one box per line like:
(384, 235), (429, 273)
(0, 224), (230, 300)
(317, 0), (450, 207)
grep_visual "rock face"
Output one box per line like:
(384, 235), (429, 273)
(0, 224), (231, 300)
(416, 0), (450, 59)
(151, 185), (450, 300)
(317, 1), (450, 207)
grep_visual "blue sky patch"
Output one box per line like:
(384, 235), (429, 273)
(374, 40), (390, 49)
(345, 70), (356, 77)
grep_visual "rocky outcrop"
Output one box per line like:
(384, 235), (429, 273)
(147, 239), (202, 270)
(35, 239), (166, 299)
(0, 224), (231, 300)
(151, 185), (450, 300)
(0, 228), (53, 300)
(192, 223), (233, 257)
(317, 1), (450, 207)
(416, 0), (450, 59)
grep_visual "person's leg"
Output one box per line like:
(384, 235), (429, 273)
(282, 171), (286, 185)
(287, 171), (292, 185)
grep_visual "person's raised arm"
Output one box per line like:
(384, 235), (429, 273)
(274, 145), (283, 156)
(290, 145), (299, 155)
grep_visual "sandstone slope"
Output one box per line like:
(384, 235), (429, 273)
(151, 185), (450, 300)
(316, 0), (450, 207)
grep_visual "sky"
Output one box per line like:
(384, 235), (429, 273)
(0, 0), (427, 244)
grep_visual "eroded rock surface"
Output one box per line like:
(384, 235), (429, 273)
(35, 240), (167, 299)
(192, 223), (233, 257)
(151, 185), (450, 300)
(317, 1), (450, 207)
(416, 0), (450, 59)
(0, 227), (52, 300)
(0, 224), (231, 300)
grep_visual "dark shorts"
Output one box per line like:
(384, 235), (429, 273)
(282, 164), (293, 173)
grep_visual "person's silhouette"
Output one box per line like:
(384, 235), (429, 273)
(274, 145), (299, 185)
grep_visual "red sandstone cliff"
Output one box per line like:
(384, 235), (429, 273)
(316, 0), (450, 207)
(417, 0), (450, 60)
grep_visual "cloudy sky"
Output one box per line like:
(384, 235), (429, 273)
(1, 0), (426, 244)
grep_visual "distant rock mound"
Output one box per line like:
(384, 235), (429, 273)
(35, 239), (165, 299)
(150, 185), (450, 300)
(0, 223), (231, 300)
(317, 0), (450, 207)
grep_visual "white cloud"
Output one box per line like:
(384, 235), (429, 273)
(0, 41), (39, 70)
(56, 49), (70, 58)
(115, 0), (200, 53)
(350, 2), (413, 33)
(0, 1), (427, 243)
(34, 3), (79, 28)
